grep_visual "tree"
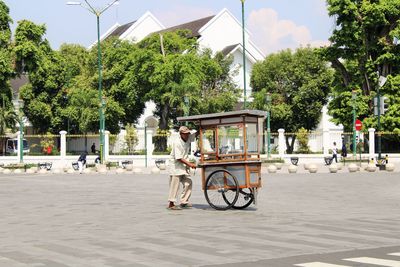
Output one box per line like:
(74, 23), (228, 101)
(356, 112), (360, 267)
(324, 0), (400, 132)
(138, 31), (240, 151)
(15, 20), (69, 133)
(250, 47), (333, 153)
(124, 123), (138, 154)
(0, 0), (14, 131)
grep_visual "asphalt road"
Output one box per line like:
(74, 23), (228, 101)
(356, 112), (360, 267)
(0, 171), (399, 266)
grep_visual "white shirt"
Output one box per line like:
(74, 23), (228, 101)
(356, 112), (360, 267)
(169, 133), (196, 176)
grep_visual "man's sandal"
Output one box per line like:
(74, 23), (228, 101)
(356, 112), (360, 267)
(180, 203), (193, 208)
(167, 205), (182, 210)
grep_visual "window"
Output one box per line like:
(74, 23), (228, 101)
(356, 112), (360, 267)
(246, 123), (258, 153)
(202, 129), (216, 153)
(218, 124), (244, 155)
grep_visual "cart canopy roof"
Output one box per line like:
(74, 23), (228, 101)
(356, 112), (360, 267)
(177, 110), (266, 122)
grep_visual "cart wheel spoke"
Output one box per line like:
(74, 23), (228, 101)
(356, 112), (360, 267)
(204, 169), (239, 210)
(231, 188), (254, 209)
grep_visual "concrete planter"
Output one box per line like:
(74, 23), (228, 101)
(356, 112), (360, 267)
(336, 163), (343, 170)
(26, 168), (36, 174)
(151, 167), (160, 174)
(83, 168), (92, 174)
(348, 163), (358, 173)
(14, 169), (23, 174)
(288, 165), (297, 173)
(274, 163), (283, 170)
(267, 165), (277, 173)
(96, 164), (107, 173)
(385, 163), (395, 172)
(116, 168), (125, 174)
(125, 164), (134, 171)
(329, 164), (338, 173)
(367, 163), (377, 172)
(308, 164), (318, 173)
(133, 168), (142, 174)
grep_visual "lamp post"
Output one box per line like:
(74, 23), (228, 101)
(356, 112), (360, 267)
(377, 75), (387, 160)
(265, 93), (271, 158)
(240, 0), (247, 109)
(184, 95), (189, 126)
(18, 99), (24, 163)
(352, 90), (357, 158)
(67, 0), (119, 164)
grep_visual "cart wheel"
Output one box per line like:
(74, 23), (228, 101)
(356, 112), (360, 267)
(231, 188), (254, 209)
(204, 169), (239, 210)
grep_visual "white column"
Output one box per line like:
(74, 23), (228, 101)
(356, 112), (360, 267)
(323, 129), (330, 156)
(368, 128), (375, 161)
(278, 128), (285, 158)
(104, 131), (110, 162)
(17, 132), (21, 162)
(146, 129), (154, 167)
(59, 130), (67, 161)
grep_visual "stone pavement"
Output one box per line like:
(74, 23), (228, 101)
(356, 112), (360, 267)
(0, 171), (399, 266)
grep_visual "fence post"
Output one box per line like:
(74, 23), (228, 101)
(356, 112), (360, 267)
(59, 131), (67, 162)
(104, 131), (110, 162)
(278, 128), (285, 158)
(323, 129), (330, 156)
(368, 128), (375, 161)
(146, 129), (154, 167)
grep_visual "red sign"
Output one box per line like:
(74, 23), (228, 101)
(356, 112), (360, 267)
(355, 119), (362, 131)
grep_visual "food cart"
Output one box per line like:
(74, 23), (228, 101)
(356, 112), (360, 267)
(177, 110), (266, 210)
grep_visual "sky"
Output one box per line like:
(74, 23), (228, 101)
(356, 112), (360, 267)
(4, 0), (335, 55)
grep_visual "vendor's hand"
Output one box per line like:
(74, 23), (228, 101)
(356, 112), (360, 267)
(189, 162), (197, 169)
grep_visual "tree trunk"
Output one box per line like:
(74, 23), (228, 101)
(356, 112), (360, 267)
(331, 59), (351, 87)
(154, 104), (169, 152)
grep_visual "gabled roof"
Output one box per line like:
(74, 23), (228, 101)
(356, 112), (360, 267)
(221, 43), (259, 63)
(106, 21), (137, 39)
(221, 44), (240, 56)
(157, 15), (215, 38)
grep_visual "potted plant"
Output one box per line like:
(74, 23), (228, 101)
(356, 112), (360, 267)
(40, 133), (55, 155)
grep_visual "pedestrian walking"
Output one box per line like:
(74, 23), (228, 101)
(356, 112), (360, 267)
(78, 152), (87, 174)
(332, 142), (338, 163)
(341, 142), (347, 158)
(167, 126), (198, 210)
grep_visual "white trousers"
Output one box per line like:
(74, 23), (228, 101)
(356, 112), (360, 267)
(168, 175), (192, 204)
(78, 161), (84, 173)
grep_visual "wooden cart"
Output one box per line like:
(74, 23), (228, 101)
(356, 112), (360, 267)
(177, 110), (266, 210)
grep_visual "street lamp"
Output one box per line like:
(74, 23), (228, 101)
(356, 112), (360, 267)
(67, 0), (119, 164)
(184, 95), (189, 126)
(241, 0), (247, 109)
(265, 93), (271, 158)
(351, 90), (357, 158)
(18, 99), (24, 163)
(377, 75), (387, 160)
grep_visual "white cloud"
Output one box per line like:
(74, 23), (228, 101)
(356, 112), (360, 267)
(153, 6), (214, 28)
(248, 8), (329, 54)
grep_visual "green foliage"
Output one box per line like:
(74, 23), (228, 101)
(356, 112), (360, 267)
(39, 132), (55, 154)
(134, 31), (240, 151)
(124, 124), (138, 154)
(324, 0), (400, 132)
(250, 47), (333, 153)
(0, 0), (14, 129)
(296, 127), (310, 153)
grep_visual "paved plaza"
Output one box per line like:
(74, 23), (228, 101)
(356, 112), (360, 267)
(0, 170), (400, 266)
